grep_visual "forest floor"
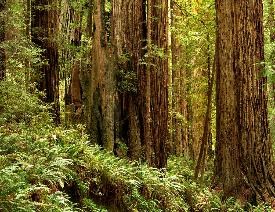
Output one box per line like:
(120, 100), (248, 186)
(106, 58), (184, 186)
(0, 80), (273, 211)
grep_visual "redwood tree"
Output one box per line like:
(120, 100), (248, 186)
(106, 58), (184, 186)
(31, 0), (60, 123)
(112, 0), (146, 159)
(67, 7), (83, 123)
(88, 0), (114, 151)
(171, 0), (188, 156)
(146, 0), (169, 168)
(215, 0), (275, 200)
(88, 0), (169, 167)
(0, 0), (5, 80)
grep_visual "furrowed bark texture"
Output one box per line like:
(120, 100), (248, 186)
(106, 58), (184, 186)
(89, 0), (114, 151)
(32, 0), (60, 123)
(86, 0), (169, 167)
(215, 0), (275, 199)
(147, 0), (169, 168)
(112, 0), (146, 159)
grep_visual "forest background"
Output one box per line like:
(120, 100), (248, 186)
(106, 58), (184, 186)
(0, 0), (275, 211)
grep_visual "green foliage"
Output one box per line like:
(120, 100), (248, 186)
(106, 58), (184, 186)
(82, 198), (108, 212)
(2, 0), (274, 211)
(140, 44), (168, 68)
(116, 54), (138, 93)
(104, 0), (111, 12)
(170, 0), (217, 153)
(0, 78), (185, 211)
(1, 0), (273, 206)
(116, 69), (138, 93)
(0, 80), (50, 125)
(0, 81), (272, 211)
(0, 86), (77, 211)
(263, 0), (275, 143)
(1, 0), (44, 76)
(147, 44), (167, 60)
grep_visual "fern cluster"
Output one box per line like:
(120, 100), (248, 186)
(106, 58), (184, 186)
(0, 79), (272, 211)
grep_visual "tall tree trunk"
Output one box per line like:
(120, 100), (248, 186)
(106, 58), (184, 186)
(215, 0), (275, 200)
(186, 58), (194, 159)
(140, 0), (153, 164)
(24, 0), (32, 88)
(195, 40), (215, 179)
(0, 0), (6, 80)
(68, 9), (83, 123)
(88, 0), (114, 151)
(112, 0), (146, 160)
(25, 0), (31, 39)
(147, 0), (169, 168)
(171, 0), (188, 156)
(31, 0), (60, 124)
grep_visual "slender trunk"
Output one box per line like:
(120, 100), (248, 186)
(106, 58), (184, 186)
(144, 0), (153, 164)
(195, 41), (215, 179)
(25, 0), (31, 39)
(167, 0), (173, 156)
(171, 0), (188, 156)
(186, 59), (194, 159)
(25, 0), (31, 88)
(0, 0), (6, 80)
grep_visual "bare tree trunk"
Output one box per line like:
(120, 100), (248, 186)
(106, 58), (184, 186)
(88, 0), (114, 151)
(24, 0), (31, 87)
(171, 0), (182, 156)
(186, 59), (194, 159)
(195, 41), (215, 179)
(67, 9), (83, 123)
(215, 0), (275, 200)
(0, 0), (6, 80)
(142, 0), (153, 164)
(171, 0), (194, 158)
(31, 0), (60, 124)
(111, 0), (146, 160)
(25, 0), (31, 39)
(148, 0), (169, 168)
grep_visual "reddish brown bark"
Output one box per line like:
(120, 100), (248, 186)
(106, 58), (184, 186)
(215, 0), (275, 199)
(111, 0), (146, 160)
(31, 0), (60, 123)
(171, 0), (188, 156)
(67, 10), (83, 123)
(147, 0), (169, 168)
(88, 0), (114, 151)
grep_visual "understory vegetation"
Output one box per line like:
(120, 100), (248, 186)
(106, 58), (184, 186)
(0, 78), (272, 212)
(1, 0), (275, 211)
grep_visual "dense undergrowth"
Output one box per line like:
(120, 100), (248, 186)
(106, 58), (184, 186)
(0, 79), (272, 211)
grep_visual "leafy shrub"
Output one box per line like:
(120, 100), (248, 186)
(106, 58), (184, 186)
(0, 79), (51, 126)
